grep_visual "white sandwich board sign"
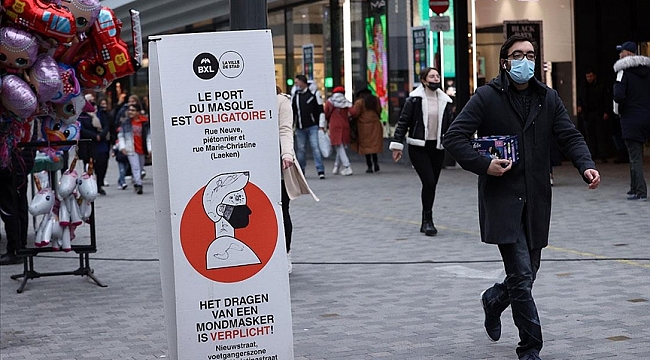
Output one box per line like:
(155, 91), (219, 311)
(148, 30), (293, 360)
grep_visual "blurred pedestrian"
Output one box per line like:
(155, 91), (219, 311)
(0, 126), (35, 265)
(389, 67), (454, 236)
(443, 35), (600, 360)
(577, 69), (610, 163)
(117, 103), (150, 195)
(324, 86), (355, 176)
(613, 41), (650, 201)
(277, 86), (318, 273)
(291, 75), (326, 179)
(352, 88), (384, 173)
(77, 94), (109, 195)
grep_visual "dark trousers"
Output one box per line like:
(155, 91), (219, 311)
(0, 171), (28, 255)
(408, 141), (445, 212)
(584, 113), (609, 160)
(281, 180), (292, 253)
(483, 221), (543, 357)
(365, 153), (378, 168)
(625, 139), (647, 197)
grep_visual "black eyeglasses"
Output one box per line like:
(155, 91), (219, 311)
(507, 51), (536, 61)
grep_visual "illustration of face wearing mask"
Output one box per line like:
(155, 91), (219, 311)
(203, 172), (261, 270)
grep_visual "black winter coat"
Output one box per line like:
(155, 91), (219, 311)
(613, 55), (650, 143)
(442, 72), (595, 249)
(390, 85), (454, 151)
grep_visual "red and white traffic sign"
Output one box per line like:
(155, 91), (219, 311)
(429, 0), (450, 15)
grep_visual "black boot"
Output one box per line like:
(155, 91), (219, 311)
(420, 211), (438, 236)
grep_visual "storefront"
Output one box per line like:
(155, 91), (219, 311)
(107, 0), (649, 129)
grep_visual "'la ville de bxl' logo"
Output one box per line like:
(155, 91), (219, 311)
(193, 51), (245, 80)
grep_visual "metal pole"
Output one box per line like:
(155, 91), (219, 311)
(230, 0), (268, 30)
(453, 0), (470, 111)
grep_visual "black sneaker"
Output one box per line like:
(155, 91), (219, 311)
(519, 352), (541, 360)
(480, 290), (501, 342)
(627, 194), (648, 201)
(0, 253), (23, 265)
(318, 172), (325, 179)
(135, 185), (143, 194)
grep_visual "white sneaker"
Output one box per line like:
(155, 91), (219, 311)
(332, 166), (339, 175)
(287, 252), (293, 274)
(340, 166), (353, 176)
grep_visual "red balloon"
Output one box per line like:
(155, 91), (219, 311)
(74, 6), (135, 90)
(2, 0), (77, 43)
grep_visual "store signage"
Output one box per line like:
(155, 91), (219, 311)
(430, 16), (451, 32)
(412, 26), (428, 84)
(429, 0), (450, 15)
(302, 44), (314, 80)
(148, 30), (294, 360)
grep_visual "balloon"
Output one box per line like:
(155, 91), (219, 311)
(1, 74), (38, 118)
(38, 115), (80, 160)
(66, 0), (101, 34)
(74, 6), (135, 90)
(53, 92), (85, 125)
(26, 53), (62, 103)
(0, 26), (39, 72)
(2, 0), (77, 43)
(50, 63), (80, 104)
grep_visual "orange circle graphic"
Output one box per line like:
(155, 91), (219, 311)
(180, 182), (278, 283)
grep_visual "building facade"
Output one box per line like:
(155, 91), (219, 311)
(104, 0), (650, 128)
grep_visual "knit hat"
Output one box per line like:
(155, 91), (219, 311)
(332, 86), (345, 94)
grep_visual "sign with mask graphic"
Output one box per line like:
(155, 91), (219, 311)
(148, 30), (294, 360)
(504, 21), (544, 83)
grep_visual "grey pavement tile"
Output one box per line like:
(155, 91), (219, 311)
(2, 155), (649, 359)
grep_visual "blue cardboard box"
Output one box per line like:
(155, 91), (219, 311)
(470, 135), (519, 164)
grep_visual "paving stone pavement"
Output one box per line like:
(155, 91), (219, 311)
(1, 153), (648, 360)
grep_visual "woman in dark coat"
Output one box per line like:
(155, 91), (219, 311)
(389, 67), (454, 236)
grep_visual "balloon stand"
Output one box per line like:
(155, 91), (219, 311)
(10, 140), (106, 293)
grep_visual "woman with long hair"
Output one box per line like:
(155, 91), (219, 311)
(351, 88), (383, 173)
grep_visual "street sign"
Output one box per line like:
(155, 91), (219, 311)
(430, 16), (451, 32)
(429, 0), (450, 15)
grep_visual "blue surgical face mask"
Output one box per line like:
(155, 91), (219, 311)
(507, 59), (535, 84)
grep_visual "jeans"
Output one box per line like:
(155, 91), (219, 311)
(408, 141), (445, 212)
(624, 139), (646, 197)
(482, 221), (543, 358)
(127, 153), (145, 186)
(295, 125), (324, 174)
(117, 160), (129, 186)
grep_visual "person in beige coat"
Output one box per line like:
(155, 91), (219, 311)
(277, 86), (318, 274)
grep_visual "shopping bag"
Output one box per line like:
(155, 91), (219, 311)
(318, 129), (332, 158)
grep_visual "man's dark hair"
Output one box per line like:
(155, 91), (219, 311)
(295, 74), (308, 83)
(499, 35), (536, 59)
(585, 68), (597, 75)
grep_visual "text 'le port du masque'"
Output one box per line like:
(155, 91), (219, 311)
(171, 89), (269, 126)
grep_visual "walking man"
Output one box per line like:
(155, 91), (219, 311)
(443, 35), (600, 360)
(291, 75), (326, 179)
(613, 41), (650, 201)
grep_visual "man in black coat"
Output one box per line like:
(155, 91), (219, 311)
(613, 41), (650, 201)
(443, 35), (600, 360)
